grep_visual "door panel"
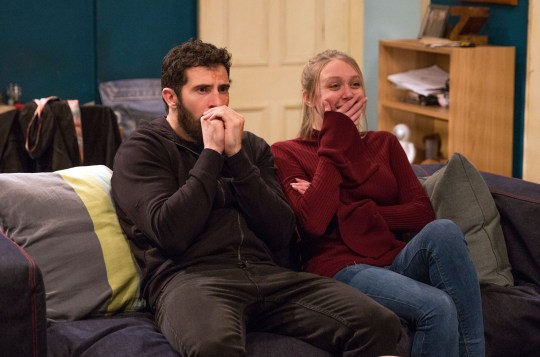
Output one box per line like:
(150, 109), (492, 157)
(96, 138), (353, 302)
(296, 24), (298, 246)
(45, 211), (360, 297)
(199, 0), (363, 144)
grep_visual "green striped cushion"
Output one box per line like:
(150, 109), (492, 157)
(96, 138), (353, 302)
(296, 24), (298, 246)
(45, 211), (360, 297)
(0, 165), (145, 322)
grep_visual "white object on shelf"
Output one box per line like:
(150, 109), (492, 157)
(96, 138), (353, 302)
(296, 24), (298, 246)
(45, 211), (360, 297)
(392, 123), (416, 163)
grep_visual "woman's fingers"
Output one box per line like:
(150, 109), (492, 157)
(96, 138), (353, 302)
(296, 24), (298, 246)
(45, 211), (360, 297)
(290, 178), (311, 195)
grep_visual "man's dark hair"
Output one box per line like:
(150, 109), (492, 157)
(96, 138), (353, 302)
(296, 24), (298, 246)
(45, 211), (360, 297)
(161, 39), (232, 97)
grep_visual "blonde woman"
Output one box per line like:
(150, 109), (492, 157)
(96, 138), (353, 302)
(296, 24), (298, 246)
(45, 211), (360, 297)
(271, 50), (485, 357)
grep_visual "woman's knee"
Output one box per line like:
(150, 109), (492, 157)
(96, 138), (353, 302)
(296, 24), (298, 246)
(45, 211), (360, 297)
(425, 219), (462, 238)
(421, 219), (467, 251)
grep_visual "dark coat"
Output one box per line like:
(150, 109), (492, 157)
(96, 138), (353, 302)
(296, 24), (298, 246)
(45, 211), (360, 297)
(111, 117), (296, 307)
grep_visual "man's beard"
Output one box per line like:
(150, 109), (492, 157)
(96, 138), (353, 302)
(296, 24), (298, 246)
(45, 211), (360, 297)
(176, 99), (202, 143)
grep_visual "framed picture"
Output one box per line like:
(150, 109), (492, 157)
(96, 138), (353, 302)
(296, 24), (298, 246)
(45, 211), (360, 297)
(418, 5), (450, 39)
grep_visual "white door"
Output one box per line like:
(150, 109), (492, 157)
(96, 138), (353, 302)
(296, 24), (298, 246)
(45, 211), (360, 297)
(199, 0), (363, 145)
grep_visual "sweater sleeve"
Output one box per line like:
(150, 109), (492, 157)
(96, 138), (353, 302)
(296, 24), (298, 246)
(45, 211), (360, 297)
(271, 142), (342, 238)
(375, 134), (435, 233)
(271, 112), (362, 238)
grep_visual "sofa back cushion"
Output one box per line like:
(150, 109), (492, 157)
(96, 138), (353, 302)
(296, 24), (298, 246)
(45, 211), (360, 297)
(0, 165), (145, 322)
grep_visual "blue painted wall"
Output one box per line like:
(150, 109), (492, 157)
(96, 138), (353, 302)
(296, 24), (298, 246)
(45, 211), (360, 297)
(0, 0), (197, 105)
(95, 1), (197, 83)
(363, 1), (423, 133)
(0, 1), (95, 104)
(431, 0), (528, 177)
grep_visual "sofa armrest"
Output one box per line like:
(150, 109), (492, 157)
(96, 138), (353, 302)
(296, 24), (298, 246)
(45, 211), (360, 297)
(0, 231), (47, 356)
(480, 172), (540, 286)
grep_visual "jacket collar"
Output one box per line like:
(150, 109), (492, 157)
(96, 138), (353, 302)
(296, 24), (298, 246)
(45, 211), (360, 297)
(149, 117), (204, 154)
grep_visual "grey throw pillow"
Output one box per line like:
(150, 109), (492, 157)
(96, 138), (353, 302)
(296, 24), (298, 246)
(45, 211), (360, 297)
(420, 153), (514, 286)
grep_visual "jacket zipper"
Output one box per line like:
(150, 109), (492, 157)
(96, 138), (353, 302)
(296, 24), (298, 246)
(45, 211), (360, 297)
(236, 212), (247, 268)
(173, 136), (245, 266)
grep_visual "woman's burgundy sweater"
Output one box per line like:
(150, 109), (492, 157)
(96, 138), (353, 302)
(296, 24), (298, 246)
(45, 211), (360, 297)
(271, 112), (435, 278)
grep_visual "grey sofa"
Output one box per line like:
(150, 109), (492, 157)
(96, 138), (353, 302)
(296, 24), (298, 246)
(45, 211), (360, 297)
(1, 163), (539, 357)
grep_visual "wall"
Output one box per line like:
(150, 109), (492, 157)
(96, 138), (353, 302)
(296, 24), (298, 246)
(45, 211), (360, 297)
(363, 0), (424, 132)
(1, 0), (532, 179)
(95, 1), (196, 84)
(430, 0), (528, 177)
(0, 1), (95, 104)
(0, 0), (197, 105)
(524, 2), (540, 183)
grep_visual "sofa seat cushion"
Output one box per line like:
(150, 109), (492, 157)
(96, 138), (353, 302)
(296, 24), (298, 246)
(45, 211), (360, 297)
(47, 312), (179, 357)
(481, 283), (540, 357)
(0, 165), (145, 322)
(47, 313), (333, 357)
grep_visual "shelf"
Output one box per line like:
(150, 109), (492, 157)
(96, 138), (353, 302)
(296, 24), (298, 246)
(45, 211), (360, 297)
(378, 39), (515, 176)
(379, 99), (449, 121)
(380, 39), (454, 55)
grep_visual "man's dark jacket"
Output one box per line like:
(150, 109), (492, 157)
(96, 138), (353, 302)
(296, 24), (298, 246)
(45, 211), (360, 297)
(111, 117), (296, 308)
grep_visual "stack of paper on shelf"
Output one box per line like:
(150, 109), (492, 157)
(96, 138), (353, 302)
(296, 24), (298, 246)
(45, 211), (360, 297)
(387, 65), (449, 97)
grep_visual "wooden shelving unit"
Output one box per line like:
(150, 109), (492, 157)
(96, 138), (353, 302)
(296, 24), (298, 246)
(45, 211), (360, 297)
(378, 39), (515, 176)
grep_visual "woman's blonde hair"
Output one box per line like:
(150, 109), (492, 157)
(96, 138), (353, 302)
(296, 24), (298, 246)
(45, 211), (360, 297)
(298, 49), (368, 139)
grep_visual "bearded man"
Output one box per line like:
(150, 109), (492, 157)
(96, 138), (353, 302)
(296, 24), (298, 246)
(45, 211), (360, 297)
(110, 39), (401, 357)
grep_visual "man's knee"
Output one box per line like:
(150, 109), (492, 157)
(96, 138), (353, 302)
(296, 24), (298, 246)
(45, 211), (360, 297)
(189, 336), (245, 357)
(370, 304), (402, 343)
(345, 302), (402, 356)
(169, 333), (245, 357)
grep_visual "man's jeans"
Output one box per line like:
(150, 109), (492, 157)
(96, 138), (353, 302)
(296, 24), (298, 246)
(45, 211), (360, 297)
(334, 219), (485, 357)
(154, 262), (402, 357)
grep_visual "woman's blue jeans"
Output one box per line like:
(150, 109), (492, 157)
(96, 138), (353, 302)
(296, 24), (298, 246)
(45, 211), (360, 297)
(334, 219), (485, 357)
